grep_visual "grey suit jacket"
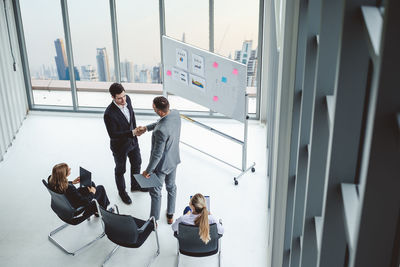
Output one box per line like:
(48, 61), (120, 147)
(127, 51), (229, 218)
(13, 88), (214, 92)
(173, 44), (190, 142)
(145, 109), (181, 174)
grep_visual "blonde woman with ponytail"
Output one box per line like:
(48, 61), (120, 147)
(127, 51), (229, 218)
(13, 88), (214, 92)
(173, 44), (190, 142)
(172, 193), (224, 244)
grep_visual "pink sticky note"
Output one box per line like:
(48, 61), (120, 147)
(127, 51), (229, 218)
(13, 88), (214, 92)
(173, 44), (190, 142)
(166, 70), (172, 76)
(232, 68), (238, 75)
(213, 62), (219, 68)
(213, 96), (219, 102)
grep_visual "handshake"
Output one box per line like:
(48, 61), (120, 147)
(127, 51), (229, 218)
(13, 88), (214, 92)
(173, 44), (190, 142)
(133, 126), (147, 137)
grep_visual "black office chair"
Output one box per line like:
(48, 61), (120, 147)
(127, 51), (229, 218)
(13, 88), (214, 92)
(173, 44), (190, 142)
(96, 202), (160, 267)
(42, 179), (105, 255)
(174, 223), (223, 267)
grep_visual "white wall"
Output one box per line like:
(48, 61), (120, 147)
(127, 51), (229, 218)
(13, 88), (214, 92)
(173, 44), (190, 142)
(0, 0), (28, 161)
(264, 0), (300, 266)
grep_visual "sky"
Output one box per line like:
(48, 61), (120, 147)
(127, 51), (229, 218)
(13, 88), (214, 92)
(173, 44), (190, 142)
(20, 0), (260, 73)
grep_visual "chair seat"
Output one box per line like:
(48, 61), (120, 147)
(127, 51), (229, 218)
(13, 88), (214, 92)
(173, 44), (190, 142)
(174, 223), (222, 266)
(109, 218), (155, 248)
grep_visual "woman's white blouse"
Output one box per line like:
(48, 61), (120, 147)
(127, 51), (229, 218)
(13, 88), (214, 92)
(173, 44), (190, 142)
(171, 213), (224, 235)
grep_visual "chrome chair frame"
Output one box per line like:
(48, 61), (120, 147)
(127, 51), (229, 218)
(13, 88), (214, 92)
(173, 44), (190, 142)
(43, 179), (105, 256)
(95, 201), (160, 267)
(48, 216), (105, 256)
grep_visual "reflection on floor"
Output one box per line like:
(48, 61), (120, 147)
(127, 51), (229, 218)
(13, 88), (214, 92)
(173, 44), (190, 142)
(0, 111), (268, 267)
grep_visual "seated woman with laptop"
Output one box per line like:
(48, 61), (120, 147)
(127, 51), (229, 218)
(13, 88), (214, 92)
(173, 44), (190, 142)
(48, 163), (110, 214)
(172, 193), (224, 244)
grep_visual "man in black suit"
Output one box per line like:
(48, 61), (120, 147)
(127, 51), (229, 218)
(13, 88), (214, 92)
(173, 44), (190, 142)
(104, 83), (146, 204)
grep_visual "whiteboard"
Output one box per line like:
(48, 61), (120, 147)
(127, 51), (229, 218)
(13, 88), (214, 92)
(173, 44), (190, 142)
(162, 36), (247, 122)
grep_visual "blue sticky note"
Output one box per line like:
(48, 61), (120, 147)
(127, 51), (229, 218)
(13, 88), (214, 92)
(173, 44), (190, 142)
(221, 77), (227, 83)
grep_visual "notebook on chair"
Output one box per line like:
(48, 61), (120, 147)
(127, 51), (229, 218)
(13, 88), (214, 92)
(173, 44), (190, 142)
(79, 167), (92, 188)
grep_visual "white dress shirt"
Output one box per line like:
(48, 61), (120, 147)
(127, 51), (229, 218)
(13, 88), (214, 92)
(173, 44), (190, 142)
(113, 100), (130, 123)
(171, 213), (224, 235)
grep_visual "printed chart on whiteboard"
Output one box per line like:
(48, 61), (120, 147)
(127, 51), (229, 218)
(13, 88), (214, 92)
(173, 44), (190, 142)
(162, 35), (247, 122)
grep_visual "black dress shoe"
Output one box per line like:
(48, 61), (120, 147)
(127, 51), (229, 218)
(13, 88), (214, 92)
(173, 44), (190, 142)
(119, 191), (132, 204)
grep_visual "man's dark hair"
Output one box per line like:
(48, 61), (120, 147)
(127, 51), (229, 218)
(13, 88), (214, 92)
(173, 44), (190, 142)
(153, 96), (169, 112)
(109, 83), (125, 97)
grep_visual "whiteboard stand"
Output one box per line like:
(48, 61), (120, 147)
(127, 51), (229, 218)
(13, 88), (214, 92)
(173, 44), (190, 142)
(179, 94), (255, 185)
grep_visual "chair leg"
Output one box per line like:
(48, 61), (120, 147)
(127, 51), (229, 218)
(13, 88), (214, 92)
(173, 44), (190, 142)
(177, 251), (180, 267)
(102, 245), (119, 266)
(147, 223), (160, 267)
(48, 222), (105, 256)
(218, 238), (222, 267)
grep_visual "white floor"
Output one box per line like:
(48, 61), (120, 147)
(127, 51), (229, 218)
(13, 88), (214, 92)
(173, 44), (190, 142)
(0, 111), (268, 267)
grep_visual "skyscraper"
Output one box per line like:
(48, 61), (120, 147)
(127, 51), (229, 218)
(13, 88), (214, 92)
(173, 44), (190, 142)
(66, 66), (80, 81)
(54, 38), (68, 80)
(81, 65), (98, 81)
(247, 49), (257, 87)
(236, 40), (253, 65)
(96, 48), (110, 82)
(152, 65), (162, 83)
(234, 40), (258, 87)
(120, 59), (134, 83)
(139, 69), (151, 83)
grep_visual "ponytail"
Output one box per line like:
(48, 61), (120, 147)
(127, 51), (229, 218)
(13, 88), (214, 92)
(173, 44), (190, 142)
(192, 193), (210, 244)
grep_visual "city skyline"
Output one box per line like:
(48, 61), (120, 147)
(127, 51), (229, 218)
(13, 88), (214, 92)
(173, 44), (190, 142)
(34, 38), (257, 86)
(19, 0), (260, 72)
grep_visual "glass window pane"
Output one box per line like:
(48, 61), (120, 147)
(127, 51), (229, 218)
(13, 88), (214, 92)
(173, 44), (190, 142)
(215, 0), (259, 114)
(164, 0), (211, 112)
(117, 0), (161, 83)
(165, 0), (209, 51)
(68, 0), (115, 108)
(115, 0), (162, 110)
(20, 0), (73, 106)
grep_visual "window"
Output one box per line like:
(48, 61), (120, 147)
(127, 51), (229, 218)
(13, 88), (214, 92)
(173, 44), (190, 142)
(165, 0), (209, 51)
(68, 0), (115, 108)
(215, 0), (260, 114)
(115, 0), (163, 109)
(18, 0), (261, 116)
(20, 0), (73, 106)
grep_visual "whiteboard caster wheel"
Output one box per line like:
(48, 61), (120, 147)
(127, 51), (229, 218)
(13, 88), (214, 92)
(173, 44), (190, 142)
(251, 167), (255, 173)
(234, 178), (238, 185)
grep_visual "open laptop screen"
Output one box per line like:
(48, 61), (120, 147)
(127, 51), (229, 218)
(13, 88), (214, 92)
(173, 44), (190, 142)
(79, 167), (92, 188)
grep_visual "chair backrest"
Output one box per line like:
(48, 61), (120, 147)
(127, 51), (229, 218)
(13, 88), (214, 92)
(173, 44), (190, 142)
(99, 206), (139, 246)
(42, 179), (76, 222)
(176, 223), (221, 256)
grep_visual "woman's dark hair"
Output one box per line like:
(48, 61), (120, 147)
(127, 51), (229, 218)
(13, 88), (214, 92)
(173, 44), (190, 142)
(153, 96), (169, 112)
(109, 83), (125, 97)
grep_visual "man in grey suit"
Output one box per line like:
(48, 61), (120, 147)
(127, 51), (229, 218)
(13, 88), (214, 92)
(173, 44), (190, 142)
(142, 96), (181, 223)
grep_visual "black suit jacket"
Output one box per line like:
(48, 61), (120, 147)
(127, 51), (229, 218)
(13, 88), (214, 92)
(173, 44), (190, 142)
(103, 95), (138, 155)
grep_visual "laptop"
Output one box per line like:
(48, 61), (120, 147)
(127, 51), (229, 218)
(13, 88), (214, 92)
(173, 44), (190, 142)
(79, 167), (92, 188)
(190, 195), (210, 212)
